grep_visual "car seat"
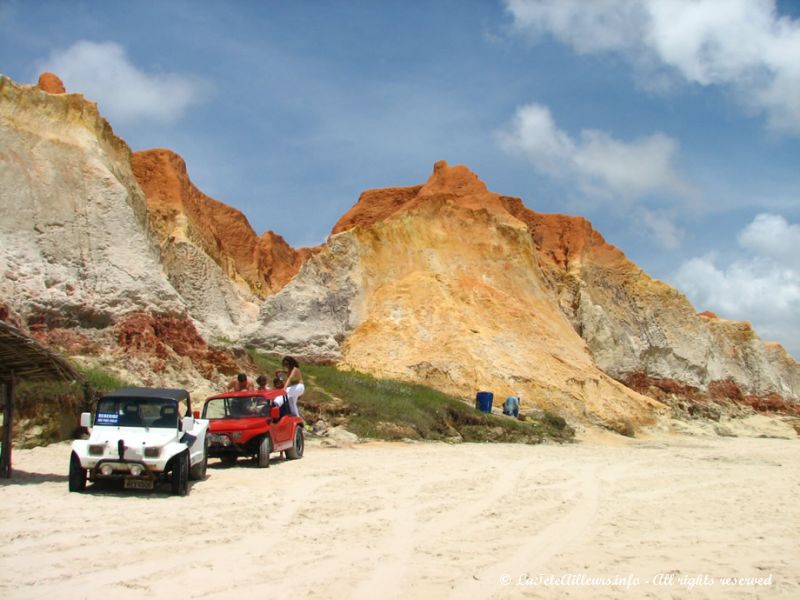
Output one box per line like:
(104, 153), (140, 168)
(153, 404), (177, 428)
(119, 403), (142, 427)
(278, 396), (291, 419)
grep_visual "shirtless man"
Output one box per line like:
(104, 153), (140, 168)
(226, 373), (255, 392)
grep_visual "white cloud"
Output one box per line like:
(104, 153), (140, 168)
(572, 130), (689, 199)
(640, 209), (683, 249)
(673, 213), (800, 357)
(38, 40), (207, 124)
(498, 102), (692, 201)
(497, 103), (574, 175)
(505, 0), (644, 54)
(504, 0), (800, 135)
(738, 213), (800, 262)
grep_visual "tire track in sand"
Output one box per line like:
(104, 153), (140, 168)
(448, 462), (603, 600)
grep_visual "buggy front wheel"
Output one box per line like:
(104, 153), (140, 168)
(68, 453), (86, 492)
(170, 451), (189, 496)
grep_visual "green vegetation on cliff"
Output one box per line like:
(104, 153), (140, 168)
(8, 365), (131, 448)
(247, 350), (573, 444)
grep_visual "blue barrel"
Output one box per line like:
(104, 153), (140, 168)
(475, 391), (493, 413)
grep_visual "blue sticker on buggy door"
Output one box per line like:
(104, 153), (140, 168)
(96, 412), (119, 425)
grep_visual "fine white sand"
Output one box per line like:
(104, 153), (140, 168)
(0, 433), (798, 599)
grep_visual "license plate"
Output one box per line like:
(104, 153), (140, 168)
(124, 478), (154, 490)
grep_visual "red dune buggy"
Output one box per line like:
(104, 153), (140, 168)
(201, 390), (304, 467)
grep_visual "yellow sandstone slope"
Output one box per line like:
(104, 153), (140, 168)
(256, 161), (664, 428)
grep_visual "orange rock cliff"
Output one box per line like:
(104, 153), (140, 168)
(37, 72), (66, 94)
(1, 72), (797, 429)
(131, 149), (315, 298)
(255, 160), (799, 425)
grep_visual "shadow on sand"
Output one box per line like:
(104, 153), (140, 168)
(0, 469), (69, 486)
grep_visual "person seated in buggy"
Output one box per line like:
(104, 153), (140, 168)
(269, 374), (293, 419)
(152, 404), (178, 428)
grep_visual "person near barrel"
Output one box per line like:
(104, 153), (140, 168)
(503, 395), (520, 418)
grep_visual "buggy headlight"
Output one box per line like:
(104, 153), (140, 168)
(89, 444), (105, 456)
(129, 464), (144, 477)
(99, 464), (113, 476)
(144, 446), (161, 458)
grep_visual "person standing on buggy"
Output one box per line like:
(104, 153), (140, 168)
(274, 355), (303, 417)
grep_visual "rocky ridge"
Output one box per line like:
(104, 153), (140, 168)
(0, 75), (239, 390)
(251, 162), (656, 427)
(250, 160), (799, 428)
(1, 73), (798, 434)
(131, 149), (314, 301)
(511, 205), (800, 411)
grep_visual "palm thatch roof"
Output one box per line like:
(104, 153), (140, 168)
(0, 320), (80, 382)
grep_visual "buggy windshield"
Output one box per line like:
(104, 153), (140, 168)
(94, 397), (182, 428)
(202, 396), (270, 419)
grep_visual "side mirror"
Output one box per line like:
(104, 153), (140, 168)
(270, 406), (280, 420)
(80, 412), (92, 429)
(181, 416), (194, 432)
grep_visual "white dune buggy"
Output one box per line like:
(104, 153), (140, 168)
(68, 387), (209, 496)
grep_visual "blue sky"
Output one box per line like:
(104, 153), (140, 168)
(1, 0), (798, 357)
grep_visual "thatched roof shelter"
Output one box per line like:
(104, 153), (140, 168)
(0, 321), (81, 381)
(0, 320), (82, 477)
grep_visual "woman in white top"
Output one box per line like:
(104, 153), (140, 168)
(279, 355), (303, 417)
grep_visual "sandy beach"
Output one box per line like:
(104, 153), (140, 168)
(0, 433), (798, 599)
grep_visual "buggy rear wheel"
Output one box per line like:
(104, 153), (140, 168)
(285, 427), (304, 460)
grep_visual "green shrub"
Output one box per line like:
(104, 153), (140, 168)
(243, 347), (574, 444)
(302, 363), (573, 444)
(13, 380), (84, 419)
(543, 410), (567, 430)
(246, 349), (282, 375)
(80, 366), (130, 393)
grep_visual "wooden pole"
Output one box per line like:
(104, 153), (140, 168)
(1, 375), (14, 478)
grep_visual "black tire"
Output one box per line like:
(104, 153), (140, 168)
(68, 452), (86, 492)
(285, 427), (304, 460)
(257, 436), (272, 468)
(189, 438), (208, 481)
(170, 451), (189, 496)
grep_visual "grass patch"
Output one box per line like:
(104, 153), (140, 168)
(247, 349), (573, 444)
(13, 380), (85, 419)
(8, 364), (131, 443)
(543, 410), (568, 431)
(81, 366), (130, 393)
(10, 379), (88, 448)
(306, 365), (573, 444)
(247, 348), (282, 375)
